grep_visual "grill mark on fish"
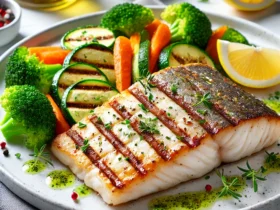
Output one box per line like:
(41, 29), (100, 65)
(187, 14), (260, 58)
(129, 87), (201, 147)
(65, 35), (114, 42)
(89, 115), (147, 175)
(66, 68), (102, 75)
(66, 129), (124, 188)
(58, 84), (112, 91)
(66, 102), (98, 109)
(176, 65), (279, 125)
(72, 57), (114, 70)
(110, 99), (171, 161)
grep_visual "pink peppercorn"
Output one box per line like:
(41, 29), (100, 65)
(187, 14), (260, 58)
(205, 184), (212, 192)
(0, 142), (6, 149)
(71, 192), (78, 201)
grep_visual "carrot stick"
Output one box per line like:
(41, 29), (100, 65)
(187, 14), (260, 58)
(206, 25), (228, 64)
(46, 94), (70, 135)
(38, 50), (71, 65)
(114, 36), (133, 92)
(149, 23), (171, 73)
(29, 46), (62, 57)
(145, 19), (162, 38)
(130, 33), (141, 54)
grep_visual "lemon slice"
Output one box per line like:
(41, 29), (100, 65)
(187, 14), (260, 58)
(217, 40), (280, 88)
(224, 0), (275, 11)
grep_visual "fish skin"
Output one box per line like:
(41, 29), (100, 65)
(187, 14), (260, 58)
(51, 64), (280, 205)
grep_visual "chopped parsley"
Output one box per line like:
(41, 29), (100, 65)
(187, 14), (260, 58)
(81, 139), (90, 152)
(170, 84), (178, 94)
(15, 153), (21, 159)
(138, 104), (149, 113)
(197, 109), (207, 116)
(105, 123), (112, 130)
(139, 117), (159, 134)
(148, 93), (154, 101)
(78, 122), (87, 128)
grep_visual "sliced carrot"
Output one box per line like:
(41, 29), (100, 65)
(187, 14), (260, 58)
(130, 33), (141, 54)
(145, 19), (162, 38)
(206, 25), (228, 64)
(29, 46), (62, 57)
(46, 94), (70, 135)
(149, 23), (171, 73)
(37, 50), (71, 65)
(114, 36), (133, 92)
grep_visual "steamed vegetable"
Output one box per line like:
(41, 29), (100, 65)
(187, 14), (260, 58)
(161, 2), (212, 49)
(100, 3), (154, 37)
(0, 85), (56, 150)
(149, 23), (171, 73)
(5, 47), (62, 94)
(114, 36), (133, 91)
(46, 94), (70, 135)
(206, 26), (249, 64)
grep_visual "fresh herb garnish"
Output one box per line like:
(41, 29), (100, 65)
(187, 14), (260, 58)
(81, 139), (90, 152)
(15, 153), (21, 159)
(238, 161), (266, 192)
(29, 144), (53, 167)
(197, 109), (207, 115)
(205, 175), (210, 180)
(89, 109), (94, 114)
(121, 119), (130, 126)
(199, 119), (206, 124)
(139, 117), (159, 134)
(265, 151), (279, 166)
(148, 93), (154, 101)
(78, 122), (87, 128)
(105, 123), (112, 130)
(216, 169), (242, 199)
(170, 84), (178, 94)
(194, 92), (212, 109)
(138, 104), (149, 113)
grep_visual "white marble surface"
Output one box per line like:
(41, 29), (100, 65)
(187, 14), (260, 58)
(0, 0), (280, 209)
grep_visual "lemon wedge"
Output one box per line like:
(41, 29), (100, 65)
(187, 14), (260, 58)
(217, 40), (280, 88)
(224, 0), (275, 11)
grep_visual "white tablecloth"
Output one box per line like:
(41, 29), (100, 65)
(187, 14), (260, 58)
(0, 0), (280, 209)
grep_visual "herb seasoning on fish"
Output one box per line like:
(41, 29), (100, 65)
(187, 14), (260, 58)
(149, 176), (245, 210)
(46, 170), (75, 189)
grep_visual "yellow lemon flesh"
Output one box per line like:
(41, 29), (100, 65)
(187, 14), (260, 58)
(224, 0), (275, 11)
(217, 40), (280, 88)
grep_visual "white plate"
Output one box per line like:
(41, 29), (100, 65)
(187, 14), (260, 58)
(1, 6), (280, 210)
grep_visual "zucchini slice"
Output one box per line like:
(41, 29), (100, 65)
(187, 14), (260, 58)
(158, 42), (215, 70)
(61, 79), (118, 125)
(132, 40), (150, 83)
(64, 43), (116, 84)
(61, 26), (116, 50)
(51, 62), (108, 105)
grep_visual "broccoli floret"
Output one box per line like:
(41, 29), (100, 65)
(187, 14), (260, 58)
(5, 47), (62, 94)
(100, 3), (154, 37)
(161, 3), (212, 49)
(221, 28), (249, 45)
(0, 85), (56, 150)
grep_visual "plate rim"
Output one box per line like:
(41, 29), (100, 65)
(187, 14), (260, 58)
(1, 5), (280, 210)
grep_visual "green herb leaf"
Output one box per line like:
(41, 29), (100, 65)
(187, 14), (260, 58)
(148, 93), (154, 101)
(197, 109), (207, 115)
(265, 151), (279, 166)
(237, 161), (266, 192)
(138, 104), (149, 113)
(15, 153), (21, 159)
(170, 84), (178, 94)
(78, 122), (87, 128)
(194, 92), (212, 109)
(81, 139), (90, 152)
(105, 123), (112, 130)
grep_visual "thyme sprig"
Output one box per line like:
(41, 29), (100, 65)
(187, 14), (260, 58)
(216, 169), (242, 199)
(194, 92), (212, 109)
(29, 144), (53, 167)
(238, 161), (266, 192)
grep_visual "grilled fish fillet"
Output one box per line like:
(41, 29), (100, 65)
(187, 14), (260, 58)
(52, 64), (280, 205)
